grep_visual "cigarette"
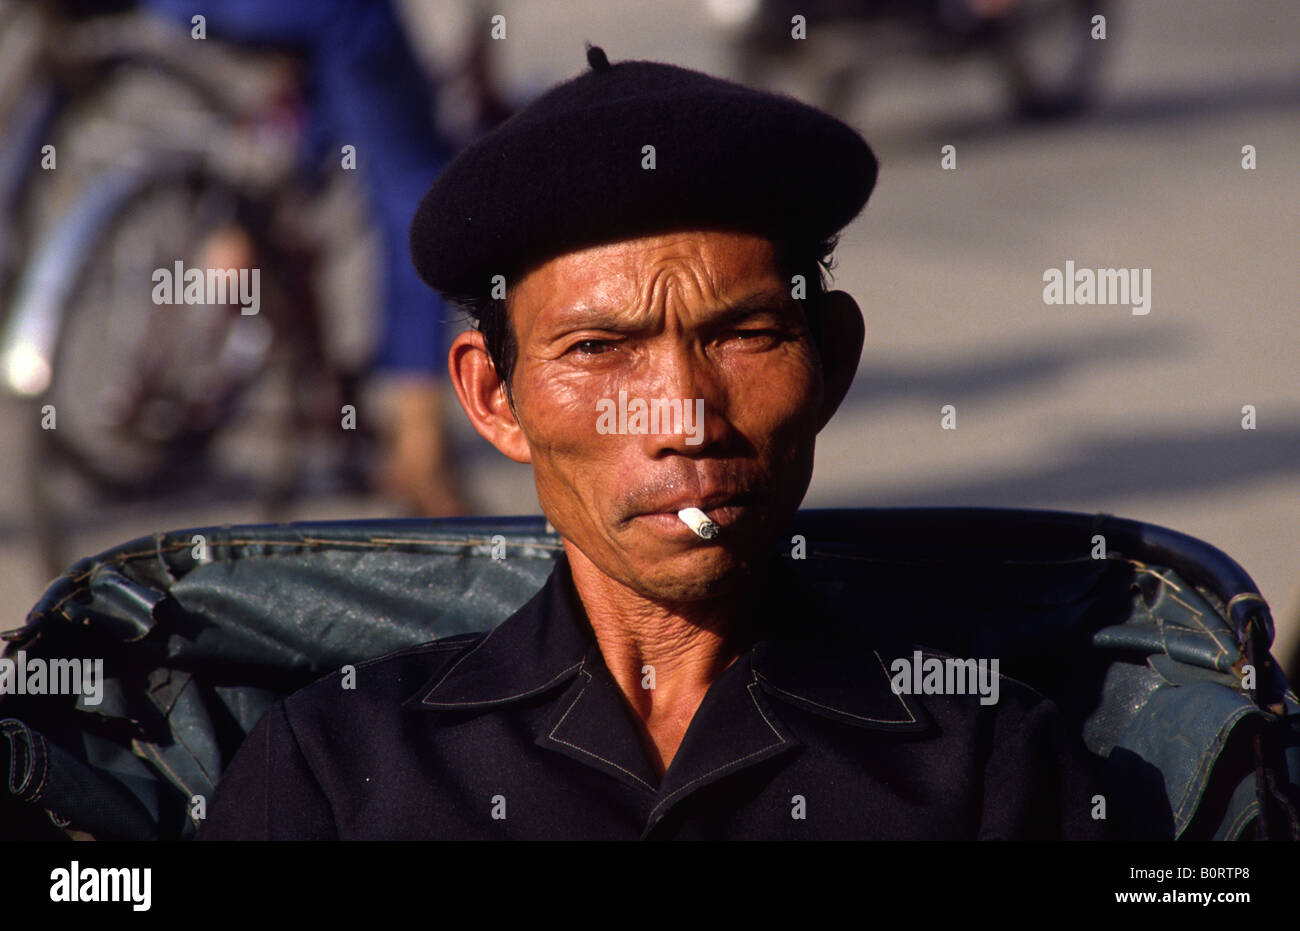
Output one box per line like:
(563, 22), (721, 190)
(677, 507), (719, 539)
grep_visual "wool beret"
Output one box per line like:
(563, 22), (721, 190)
(410, 45), (878, 302)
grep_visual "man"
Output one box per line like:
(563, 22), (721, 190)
(198, 47), (1107, 839)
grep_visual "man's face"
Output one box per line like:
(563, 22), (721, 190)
(500, 231), (829, 603)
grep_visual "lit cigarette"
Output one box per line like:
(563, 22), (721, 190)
(677, 507), (719, 539)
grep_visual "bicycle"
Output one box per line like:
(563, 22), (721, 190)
(0, 2), (377, 574)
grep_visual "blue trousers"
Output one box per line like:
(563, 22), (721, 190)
(144, 0), (453, 376)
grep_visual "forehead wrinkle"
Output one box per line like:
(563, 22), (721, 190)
(643, 243), (735, 332)
(527, 231), (782, 336)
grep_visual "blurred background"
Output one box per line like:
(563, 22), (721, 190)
(1, 0), (1297, 674)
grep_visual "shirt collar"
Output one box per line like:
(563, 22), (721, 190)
(407, 552), (928, 733)
(746, 556), (928, 730)
(406, 554), (591, 710)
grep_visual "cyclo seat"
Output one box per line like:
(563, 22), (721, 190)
(3, 507), (1297, 840)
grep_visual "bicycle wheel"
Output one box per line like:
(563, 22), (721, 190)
(38, 170), (273, 493)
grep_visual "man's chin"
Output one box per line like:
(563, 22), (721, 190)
(608, 504), (786, 594)
(616, 540), (763, 604)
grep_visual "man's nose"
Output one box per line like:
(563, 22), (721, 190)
(634, 343), (730, 455)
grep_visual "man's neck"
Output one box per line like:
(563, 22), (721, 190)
(564, 550), (754, 779)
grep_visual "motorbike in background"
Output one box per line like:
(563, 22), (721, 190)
(709, 0), (1110, 120)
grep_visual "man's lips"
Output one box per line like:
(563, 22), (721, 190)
(630, 492), (757, 531)
(637, 490), (755, 516)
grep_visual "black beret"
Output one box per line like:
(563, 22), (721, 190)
(410, 46), (878, 301)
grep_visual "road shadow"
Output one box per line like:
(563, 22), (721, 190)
(841, 324), (1185, 410)
(819, 424), (1300, 510)
(882, 74), (1300, 151)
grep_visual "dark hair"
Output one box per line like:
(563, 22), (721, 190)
(451, 234), (839, 403)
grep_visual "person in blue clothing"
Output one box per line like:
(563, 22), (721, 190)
(143, 0), (469, 515)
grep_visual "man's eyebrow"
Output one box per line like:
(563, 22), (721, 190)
(548, 289), (799, 333)
(707, 291), (802, 326)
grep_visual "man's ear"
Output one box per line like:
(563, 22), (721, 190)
(813, 290), (864, 432)
(447, 329), (532, 463)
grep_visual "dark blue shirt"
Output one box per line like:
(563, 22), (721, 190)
(198, 556), (1109, 839)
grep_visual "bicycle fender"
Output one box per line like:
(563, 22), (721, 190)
(1, 161), (156, 397)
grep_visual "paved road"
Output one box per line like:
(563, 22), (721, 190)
(3, 0), (1297, 667)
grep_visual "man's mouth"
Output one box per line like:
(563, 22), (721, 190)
(630, 491), (756, 536)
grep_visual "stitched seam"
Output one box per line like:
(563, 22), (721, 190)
(649, 740), (786, 824)
(1220, 799), (1258, 840)
(424, 661), (583, 707)
(1, 724), (17, 790)
(644, 675), (794, 826)
(36, 535), (562, 620)
(546, 666), (655, 791)
(0, 721), (33, 795)
(755, 674), (913, 724)
(351, 639), (480, 674)
(1180, 598), (1230, 665)
(1136, 566), (1183, 593)
(1169, 594), (1235, 667)
(418, 618), (518, 696)
(752, 648), (918, 724)
(29, 728), (50, 799)
(350, 536), (562, 550)
(1171, 703), (1255, 824)
(1145, 570), (1231, 666)
(1166, 592), (1204, 619)
(746, 676), (786, 741)
(1138, 564), (1234, 665)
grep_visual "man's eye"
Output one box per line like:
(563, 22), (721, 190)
(727, 329), (785, 346)
(571, 339), (615, 355)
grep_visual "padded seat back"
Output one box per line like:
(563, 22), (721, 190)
(2, 508), (1296, 840)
